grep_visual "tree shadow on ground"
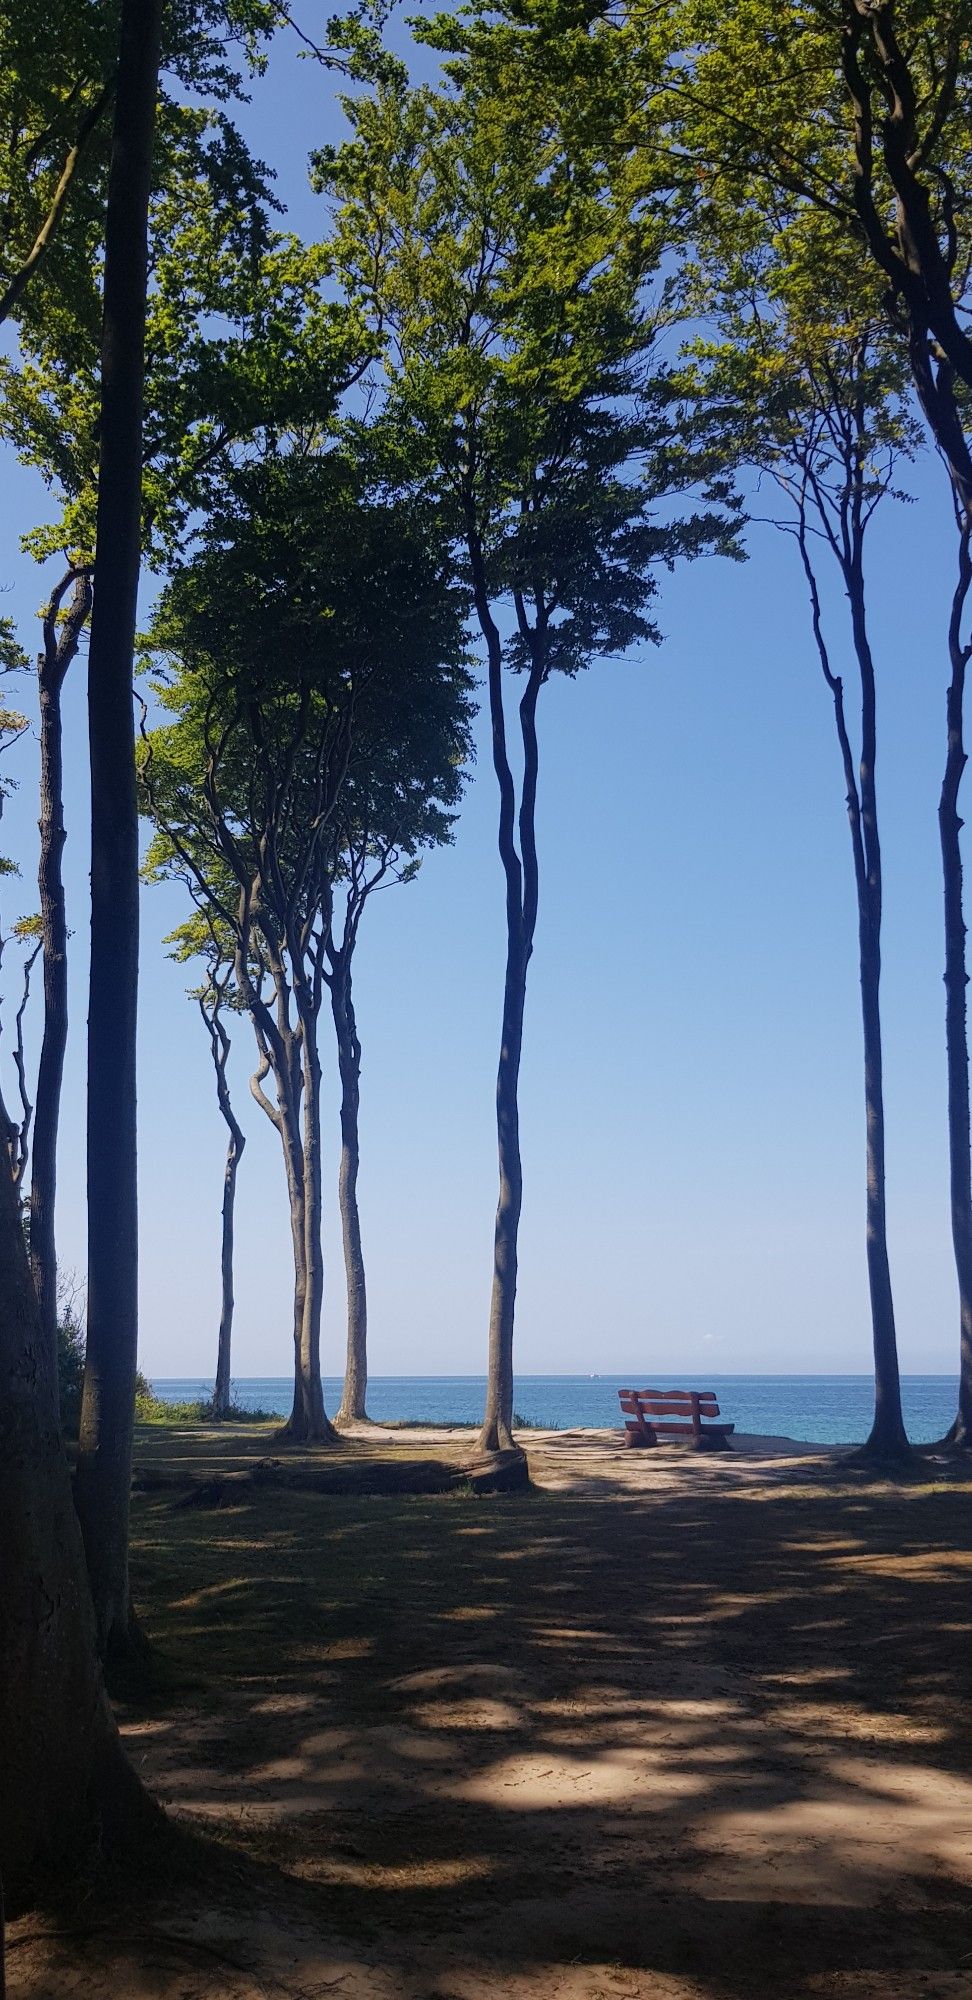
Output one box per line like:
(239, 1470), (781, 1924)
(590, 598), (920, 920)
(14, 1441), (972, 1998)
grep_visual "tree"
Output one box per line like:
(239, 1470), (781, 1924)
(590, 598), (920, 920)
(685, 204), (916, 1454)
(67, 0), (303, 1649)
(320, 13), (737, 1449)
(142, 449), (471, 1441)
(0, 640), (35, 1187)
(0, 0), (280, 341)
(4, 127), (347, 1413)
(73, 0), (164, 1662)
(165, 914), (246, 1419)
(0, 0), (118, 331)
(620, 0), (972, 1438)
(320, 604), (475, 1426)
(30, 567), (92, 1361)
(0, 1116), (153, 1904)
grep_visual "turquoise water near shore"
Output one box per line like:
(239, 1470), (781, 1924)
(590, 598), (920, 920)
(150, 1374), (959, 1446)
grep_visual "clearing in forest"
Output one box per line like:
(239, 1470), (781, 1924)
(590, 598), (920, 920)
(10, 1424), (972, 1999)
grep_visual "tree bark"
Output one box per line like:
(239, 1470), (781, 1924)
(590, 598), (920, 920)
(939, 523), (972, 1445)
(0, 1131), (153, 1906)
(482, 933), (528, 1452)
(31, 569), (92, 1365)
(840, 31), (972, 1444)
(468, 523), (543, 1454)
(331, 961), (369, 1425)
(200, 991), (245, 1421)
(282, 1004), (336, 1442)
(798, 512), (908, 1458)
(248, 1012), (335, 1444)
(904, 349), (972, 1446)
(75, 0), (162, 1659)
(848, 575), (908, 1456)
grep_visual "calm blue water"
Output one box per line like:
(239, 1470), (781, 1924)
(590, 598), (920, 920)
(150, 1374), (959, 1446)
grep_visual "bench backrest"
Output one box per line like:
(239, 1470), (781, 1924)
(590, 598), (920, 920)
(618, 1387), (722, 1422)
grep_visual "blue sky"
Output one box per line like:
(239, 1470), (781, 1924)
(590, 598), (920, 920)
(0, 22), (964, 1382)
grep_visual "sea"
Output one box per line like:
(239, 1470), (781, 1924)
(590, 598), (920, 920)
(149, 1374), (960, 1446)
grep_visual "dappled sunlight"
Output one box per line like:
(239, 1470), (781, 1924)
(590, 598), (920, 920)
(114, 1428), (972, 1995)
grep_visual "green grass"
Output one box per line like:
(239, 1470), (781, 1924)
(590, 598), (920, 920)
(134, 1390), (277, 1425)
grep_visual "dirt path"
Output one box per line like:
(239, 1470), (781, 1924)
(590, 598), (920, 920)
(10, 1428), (972, 1998)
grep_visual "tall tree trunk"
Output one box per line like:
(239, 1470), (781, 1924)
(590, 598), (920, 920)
(799, 517), (907, 1457)
(31, 569), (92, 1364)
(0, 1136), (153, 1905)
(849, 582), (908, 1457)
(470, 527), (544, 1454)
(906, 348), (972, 1446)
(213, 1128), (242, 1420)
(332, 963), (369, 1426)
(248, 1021), (334, 1443)
(940, 523), (972, 1445)
(482, 938), (528, 1452)
(75, 0), (162, 1659)
(201, 992), (245, 1421)
(283, 1012), (336, 1443)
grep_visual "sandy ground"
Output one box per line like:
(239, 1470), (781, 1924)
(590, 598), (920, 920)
(10, 1426), (972, 1999)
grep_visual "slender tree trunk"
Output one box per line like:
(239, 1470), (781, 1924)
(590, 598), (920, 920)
(31, 570), (92, 1364)
(248, 1019), (334, 1443)
(481, 940), (528, 1451)
(940, 525), (972, 1445)
(0, 1138), (153, 1905)
(850, 585), (908, 1457)
(332, 964), (369, 1426)
(75, 0), (163, 1660)
(283, 1012), (336, 1443)
(271, 1072), (309, 1433)
(213, 1128), (242, 1420)
(470, 531), (544, 1453)
(203, 1000), (245, 1422)
(906, 349), (972, 1446)
(799, 520), (908, 1457)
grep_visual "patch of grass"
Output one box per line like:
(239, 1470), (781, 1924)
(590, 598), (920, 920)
(380, 1416), (481, 1429)
(134, 1388), (277, 1425)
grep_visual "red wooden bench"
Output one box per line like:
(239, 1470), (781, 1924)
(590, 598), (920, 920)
(618, 1387), (734, 1451)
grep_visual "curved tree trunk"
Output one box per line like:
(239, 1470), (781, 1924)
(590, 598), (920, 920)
(31, 569), (92, 1363)
(332, 964), (369, 1426)
(939, 525), (972, 1446)
(76, 0), (163, 1660)
(906, 349), (972, 1447)
(471, 537), (544, 1454)
(0, 1136), (153, 1906)
(201, 989), (245, 1421)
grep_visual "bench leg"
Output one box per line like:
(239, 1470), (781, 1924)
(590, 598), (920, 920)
(623, 1424), (657, 1448)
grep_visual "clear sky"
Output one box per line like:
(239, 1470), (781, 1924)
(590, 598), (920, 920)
(0, 23), (964, 1383)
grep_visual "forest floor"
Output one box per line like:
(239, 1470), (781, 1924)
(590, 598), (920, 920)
(9, 1421), (972, 1999)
